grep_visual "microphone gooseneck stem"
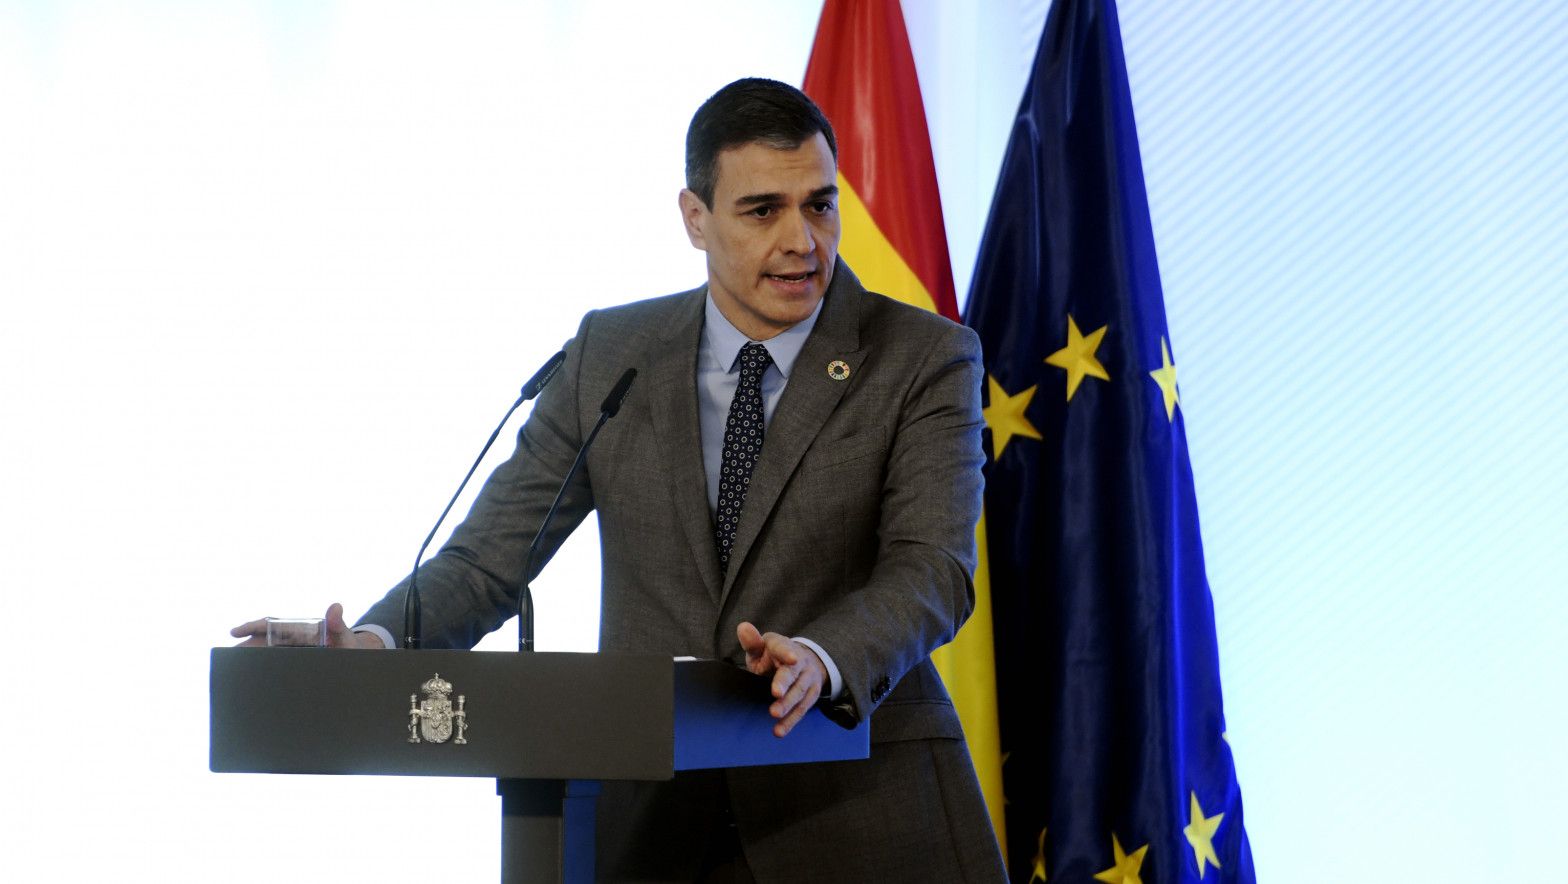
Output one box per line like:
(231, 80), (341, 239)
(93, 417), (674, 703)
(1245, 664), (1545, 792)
(404, 393), (526, 648)
(401, 350), (567, 650)
(517, 367), (635, 653)
(517, 411), (610, 652)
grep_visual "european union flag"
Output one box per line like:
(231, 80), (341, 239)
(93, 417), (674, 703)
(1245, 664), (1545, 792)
(964, 1), (1256, 881)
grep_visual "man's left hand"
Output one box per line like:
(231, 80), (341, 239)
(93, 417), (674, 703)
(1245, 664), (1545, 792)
(737, 621), (827, 738)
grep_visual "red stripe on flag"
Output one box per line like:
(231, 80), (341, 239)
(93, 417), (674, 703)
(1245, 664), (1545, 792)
(804, 0), (958, 321)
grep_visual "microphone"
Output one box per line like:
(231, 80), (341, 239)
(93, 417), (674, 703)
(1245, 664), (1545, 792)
(520, 351), (567, 400)
(400, 350), (567, 649)
(517, 367), (637, 652)
(600, 367), (637, 417)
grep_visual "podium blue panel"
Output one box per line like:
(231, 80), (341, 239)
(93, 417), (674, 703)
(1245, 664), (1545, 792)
(671, 659), (869, 771)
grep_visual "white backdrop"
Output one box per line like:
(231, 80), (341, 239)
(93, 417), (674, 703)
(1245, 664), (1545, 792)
(1, 2), (1563, 881)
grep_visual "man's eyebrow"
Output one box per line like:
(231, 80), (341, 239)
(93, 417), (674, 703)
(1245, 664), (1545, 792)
(732, 184), (840, 208)
(734, 192), (783, 208)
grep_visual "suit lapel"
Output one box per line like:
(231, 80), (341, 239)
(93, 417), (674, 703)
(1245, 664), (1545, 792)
(720, 262), (868, 604)
(645, 290), (726, 606)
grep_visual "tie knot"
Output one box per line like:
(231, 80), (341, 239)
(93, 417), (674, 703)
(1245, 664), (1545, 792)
(738, 342), (772, 377)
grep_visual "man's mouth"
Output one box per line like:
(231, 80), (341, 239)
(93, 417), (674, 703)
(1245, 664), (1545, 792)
(765, 269), (815, 283)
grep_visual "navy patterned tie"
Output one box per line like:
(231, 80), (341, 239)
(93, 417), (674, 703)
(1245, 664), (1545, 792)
(715, 342), (773, 572)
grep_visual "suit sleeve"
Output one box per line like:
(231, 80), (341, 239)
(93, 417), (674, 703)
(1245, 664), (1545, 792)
(797, 322), (986, 726)
(355, 312), (600, 649)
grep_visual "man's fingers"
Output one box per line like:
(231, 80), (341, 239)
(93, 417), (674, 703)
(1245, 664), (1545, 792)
(231, 618), (268, 647)
(773, 692), (815, 738)
(230, 618), (268, 638)
(770, 670), (817, 719)
(735, 625), (828, 736)
(737, 621), (765, 652)
(771, 664), (799, 699)
(737, 622), (770, 671)
(768, 651), (824, 727)
(774, 707), (807, 738)
(324, 602), (351, 646)
(762, 632), (799, 666)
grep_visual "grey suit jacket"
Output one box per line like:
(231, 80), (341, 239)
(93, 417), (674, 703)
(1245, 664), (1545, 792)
(361, 260), (1004, 881)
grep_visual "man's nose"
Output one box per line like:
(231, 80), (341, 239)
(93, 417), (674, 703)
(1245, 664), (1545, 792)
(779, 210), (816, 255)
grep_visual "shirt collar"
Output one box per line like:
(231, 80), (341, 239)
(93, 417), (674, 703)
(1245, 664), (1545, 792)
(701, 292), (823, 378)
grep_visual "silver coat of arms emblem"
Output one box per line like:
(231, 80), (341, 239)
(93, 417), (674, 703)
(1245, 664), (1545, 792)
(407, 673), (468, 745)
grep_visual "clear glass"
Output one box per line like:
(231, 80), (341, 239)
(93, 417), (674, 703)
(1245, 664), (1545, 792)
(265, 617), (327, 647)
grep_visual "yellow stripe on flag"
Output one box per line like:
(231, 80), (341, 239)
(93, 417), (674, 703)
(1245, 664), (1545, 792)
(836, 174), (940, 314)
(840, 170), (1007, 853)
(806, 0), (1003, 860)
(932, 512), (1007, 849)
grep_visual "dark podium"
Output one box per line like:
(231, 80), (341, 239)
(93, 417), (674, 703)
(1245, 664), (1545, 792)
(210, 648), (869, 883)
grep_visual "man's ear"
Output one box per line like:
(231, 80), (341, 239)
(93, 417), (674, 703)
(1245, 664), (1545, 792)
(678, 188), (709, 250)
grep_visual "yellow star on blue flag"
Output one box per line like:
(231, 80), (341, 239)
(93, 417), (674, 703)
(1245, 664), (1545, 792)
(1044, 315), (1110, 401)
(983, 375), (1043, 460)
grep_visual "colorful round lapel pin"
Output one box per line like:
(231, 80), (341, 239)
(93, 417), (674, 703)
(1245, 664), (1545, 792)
(827, 360), (851, 381)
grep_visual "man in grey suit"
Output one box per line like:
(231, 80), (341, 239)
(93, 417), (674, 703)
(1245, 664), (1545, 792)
(235, 78), (1004, 882)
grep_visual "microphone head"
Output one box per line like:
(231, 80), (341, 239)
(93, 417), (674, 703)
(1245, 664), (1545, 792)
(599, 368), (638, 417)
(520, 350), (567, 400)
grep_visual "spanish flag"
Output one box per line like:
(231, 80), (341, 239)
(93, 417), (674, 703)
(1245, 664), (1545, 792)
(805, 0), (1007, 848)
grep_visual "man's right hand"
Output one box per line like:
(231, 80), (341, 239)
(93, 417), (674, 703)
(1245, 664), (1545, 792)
(229, 602), (387, 648)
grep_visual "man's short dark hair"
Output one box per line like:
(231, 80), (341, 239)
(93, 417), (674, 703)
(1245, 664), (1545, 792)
(685, 77), (838, 208)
